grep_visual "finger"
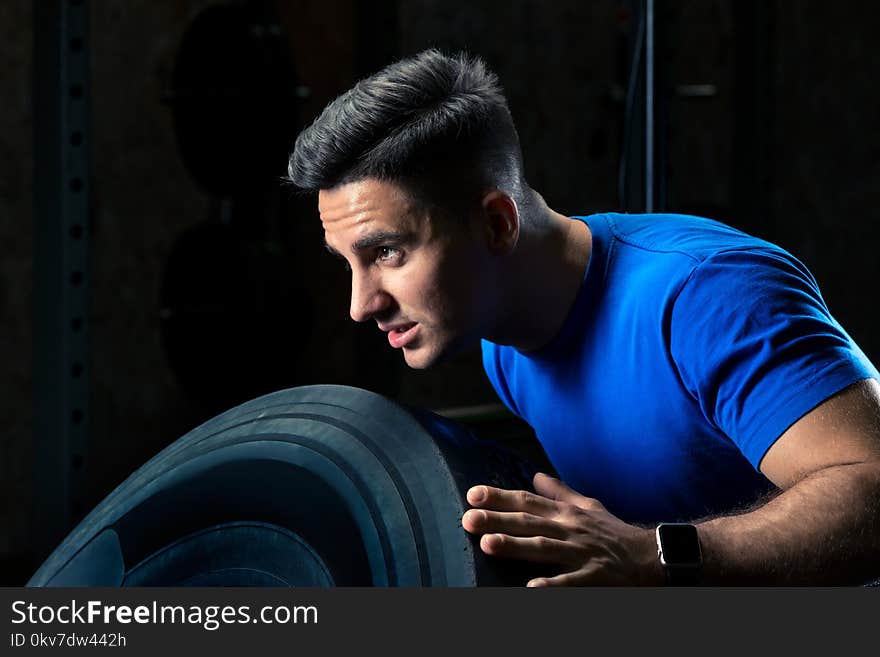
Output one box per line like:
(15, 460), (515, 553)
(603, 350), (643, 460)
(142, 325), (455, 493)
(479, 533), (582, 566)
(461, 509), (569, 540)
(532, 472), (581, 503)
(527, 571), (587, 587)
(533, 472), (604, 511)
(466, 485), (560, 516)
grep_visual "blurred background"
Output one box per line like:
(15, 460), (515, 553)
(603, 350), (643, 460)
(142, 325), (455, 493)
(2, 0), (878, 584)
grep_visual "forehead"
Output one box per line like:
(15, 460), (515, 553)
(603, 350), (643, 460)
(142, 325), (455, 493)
(319, 178), (420, 236)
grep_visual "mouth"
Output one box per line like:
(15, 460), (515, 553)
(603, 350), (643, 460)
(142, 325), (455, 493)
(383, 322), (419, 349)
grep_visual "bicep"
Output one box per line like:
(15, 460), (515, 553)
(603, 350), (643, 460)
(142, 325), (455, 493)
(758, 377), (880, 489)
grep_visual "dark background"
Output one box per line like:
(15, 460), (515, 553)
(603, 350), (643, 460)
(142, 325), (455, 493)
(2, 0), (878, 585)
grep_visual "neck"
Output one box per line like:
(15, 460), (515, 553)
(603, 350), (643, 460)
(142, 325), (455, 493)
(490, 205), (592, 351)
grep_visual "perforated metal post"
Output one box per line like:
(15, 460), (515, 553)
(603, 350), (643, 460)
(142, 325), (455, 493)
(33, 0), (90, 561)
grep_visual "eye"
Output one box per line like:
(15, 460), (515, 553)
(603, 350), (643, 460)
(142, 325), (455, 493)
(376, 246), (403, 264)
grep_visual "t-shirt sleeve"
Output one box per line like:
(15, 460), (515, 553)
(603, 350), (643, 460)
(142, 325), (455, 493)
(669, 248), (879, 470)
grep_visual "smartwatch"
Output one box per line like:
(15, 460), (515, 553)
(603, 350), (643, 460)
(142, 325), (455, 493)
(655, 523), (702, 585)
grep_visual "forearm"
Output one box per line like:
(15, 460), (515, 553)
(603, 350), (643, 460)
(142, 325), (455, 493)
(462, 465), (880, 586)
(695, 462), (880, 585)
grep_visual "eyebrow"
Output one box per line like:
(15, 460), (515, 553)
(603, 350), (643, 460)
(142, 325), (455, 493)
(323, 230), (414, 256)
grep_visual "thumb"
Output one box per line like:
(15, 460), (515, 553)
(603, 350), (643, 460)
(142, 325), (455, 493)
(533, 472), (604, 511)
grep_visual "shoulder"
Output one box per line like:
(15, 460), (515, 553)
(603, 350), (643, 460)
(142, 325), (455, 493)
(672, 245), (822, 317)
(598, 212), (784, 263)
(591, 213), (819, 308)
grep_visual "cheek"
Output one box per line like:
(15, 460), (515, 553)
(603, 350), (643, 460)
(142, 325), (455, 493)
(395, 241), (488, 326)
(390, 261), (458, 325)
(385, 265), (440, 315)
(430, 248), (486, 323)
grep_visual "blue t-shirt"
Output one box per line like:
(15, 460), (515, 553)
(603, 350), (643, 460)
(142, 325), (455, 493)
(482, 213), (879, 524)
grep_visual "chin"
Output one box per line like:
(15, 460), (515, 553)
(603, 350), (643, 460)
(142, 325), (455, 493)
(401, 334), (467, 370)
(401, 348), (440, 370)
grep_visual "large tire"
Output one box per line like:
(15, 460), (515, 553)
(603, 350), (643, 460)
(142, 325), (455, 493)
(29, 385), (544, 587)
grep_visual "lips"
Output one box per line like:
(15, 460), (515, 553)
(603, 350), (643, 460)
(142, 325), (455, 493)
(384, 322), (419, 349)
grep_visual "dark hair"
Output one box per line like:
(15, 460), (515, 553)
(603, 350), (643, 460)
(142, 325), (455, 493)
(287, 49), (530, 214)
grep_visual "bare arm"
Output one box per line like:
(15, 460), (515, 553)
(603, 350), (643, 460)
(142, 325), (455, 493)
(463, 378), (880, 585)
(697, 377), (880, 585)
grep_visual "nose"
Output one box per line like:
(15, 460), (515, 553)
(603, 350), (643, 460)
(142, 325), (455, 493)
(349, 270), (392, 323)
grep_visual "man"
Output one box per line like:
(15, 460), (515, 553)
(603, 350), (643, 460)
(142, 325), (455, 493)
(287, 49), (880, 585)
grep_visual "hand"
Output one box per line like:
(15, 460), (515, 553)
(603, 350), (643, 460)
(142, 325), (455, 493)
(462, 472), (662, 586)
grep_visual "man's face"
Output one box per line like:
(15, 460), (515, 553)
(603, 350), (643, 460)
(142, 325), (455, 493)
(319, 178), (493, 369)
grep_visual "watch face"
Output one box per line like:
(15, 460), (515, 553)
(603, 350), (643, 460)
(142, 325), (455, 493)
(658, 524), (701, 565)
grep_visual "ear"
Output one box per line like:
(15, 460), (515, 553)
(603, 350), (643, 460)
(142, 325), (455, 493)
(480, 190), (519, 254)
